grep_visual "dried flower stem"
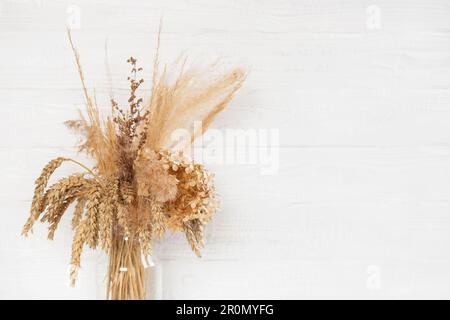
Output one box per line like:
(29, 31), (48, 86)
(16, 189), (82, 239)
(107, 230), (146, 300)
(65, 158), (101, 181)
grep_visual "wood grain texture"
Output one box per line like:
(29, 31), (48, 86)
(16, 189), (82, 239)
(1, 0), (450, 299)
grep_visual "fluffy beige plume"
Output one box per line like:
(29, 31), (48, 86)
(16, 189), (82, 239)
(141, 64), (246, 151)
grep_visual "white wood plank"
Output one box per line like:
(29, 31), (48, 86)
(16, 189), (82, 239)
(2, 0), (450, 299)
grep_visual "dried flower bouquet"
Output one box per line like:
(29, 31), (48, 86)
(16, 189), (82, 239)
(22, 30), (245, 300)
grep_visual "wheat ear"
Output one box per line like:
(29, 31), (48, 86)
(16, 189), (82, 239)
(70, 220), (87, 286)
(85, 183), (102, 249)
(182, 219), (204, 257)
(72, 198), (86, 230)
(23, 157), (67, 236)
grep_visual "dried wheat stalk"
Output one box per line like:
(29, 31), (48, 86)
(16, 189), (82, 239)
(22, 27), (245, 300)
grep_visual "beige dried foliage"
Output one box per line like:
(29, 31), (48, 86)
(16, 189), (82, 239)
(23, 157), (68, 236)
(135, 150), (178, 202)
(138, 224), (152, 257)
(84, 183), (102, 248)
(142, 63), (246, 151)
(47, 196), (76, 240)
(23, 27), (244, 300)
(70, 220), (86, 286)
(72, 198), (86, 230)
(98, 183), (116, 251)
(182, 219), (204, 257)
(149, 199), (167, 238)
(40, 174), (88, 223)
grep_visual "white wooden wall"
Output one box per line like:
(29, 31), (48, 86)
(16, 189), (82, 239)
(1, 0), (450, 299)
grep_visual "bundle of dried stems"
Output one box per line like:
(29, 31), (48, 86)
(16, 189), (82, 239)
(22, 28), (245, 300)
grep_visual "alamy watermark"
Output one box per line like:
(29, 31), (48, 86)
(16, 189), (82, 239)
(171, 121), (279, 175)
(66, 4), (81, 30)
(366, 264), (381, 290)
(366, 5), (381, 30)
